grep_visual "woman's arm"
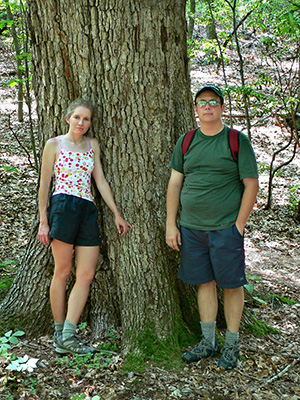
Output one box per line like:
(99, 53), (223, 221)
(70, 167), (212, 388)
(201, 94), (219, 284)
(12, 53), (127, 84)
(91, 139), (132, 236)
(37, 139), (58, 245)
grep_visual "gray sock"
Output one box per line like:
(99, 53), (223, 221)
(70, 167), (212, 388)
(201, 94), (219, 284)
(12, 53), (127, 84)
(200, 321), (216, 347)
(225, 330), (239, 345)
(62, 320), (77, 340)
(54, 321), (64, 335)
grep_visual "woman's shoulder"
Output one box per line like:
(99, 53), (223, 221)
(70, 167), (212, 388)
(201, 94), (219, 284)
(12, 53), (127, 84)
(44, 136), (61, 153)
(89, 137), (100, 152)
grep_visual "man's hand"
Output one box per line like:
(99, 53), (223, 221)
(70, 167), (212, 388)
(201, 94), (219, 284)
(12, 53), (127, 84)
(235, 221), (245, 236)
(166, 169), (184, 252)
(166, 225), (181, 251)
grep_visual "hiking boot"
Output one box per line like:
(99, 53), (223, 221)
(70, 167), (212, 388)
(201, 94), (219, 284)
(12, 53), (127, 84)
(53, 332), (61, 348)
(55, 335), (96, 356)
(218, 341), (240, 370)
(182, 337), (217, 363)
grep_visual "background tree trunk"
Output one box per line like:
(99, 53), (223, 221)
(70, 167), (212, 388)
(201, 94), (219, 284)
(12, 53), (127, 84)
(0, 0), (198, 353)
(187, 0), (196, 40)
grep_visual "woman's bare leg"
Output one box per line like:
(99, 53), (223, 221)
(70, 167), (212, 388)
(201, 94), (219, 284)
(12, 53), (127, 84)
(50, 239), (74, 323)
(65, 246), (99, 325)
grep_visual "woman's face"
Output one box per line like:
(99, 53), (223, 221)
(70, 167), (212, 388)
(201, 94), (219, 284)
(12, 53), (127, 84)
(66, 106), (92, 135)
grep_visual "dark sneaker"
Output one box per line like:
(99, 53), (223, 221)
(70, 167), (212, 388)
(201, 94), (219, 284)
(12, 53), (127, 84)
(218, 341), (240, 370)
(182, 337), (217, 363)
(55, 335), (96, 356)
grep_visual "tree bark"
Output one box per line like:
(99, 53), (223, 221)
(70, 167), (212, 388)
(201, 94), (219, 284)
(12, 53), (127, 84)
(0, 0), (197, 353)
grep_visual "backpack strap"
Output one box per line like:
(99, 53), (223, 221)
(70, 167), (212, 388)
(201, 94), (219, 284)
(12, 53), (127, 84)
(229, 128), (239, 164)
(182, 128), (198, 156)
(182, 127), (239, 163)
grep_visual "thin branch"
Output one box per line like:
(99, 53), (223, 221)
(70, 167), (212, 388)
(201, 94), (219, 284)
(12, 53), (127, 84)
(265, 357), (300, 384)
(271, 142), (297, 179)
(222, 9), (255, 49)
(207, 0), (233, 126)
(7, 112), (35, 170)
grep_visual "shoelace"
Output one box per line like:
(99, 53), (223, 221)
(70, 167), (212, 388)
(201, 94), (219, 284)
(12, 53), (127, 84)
(222, 343), (238, 360)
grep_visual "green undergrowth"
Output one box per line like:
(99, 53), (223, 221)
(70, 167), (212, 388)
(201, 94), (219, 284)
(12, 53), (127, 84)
(56, 352), (114, 375)
(56, 327), (120, 375)
(0, 260), (16, 302)
(247, 289), (297, 307)
(245, 314), (280, 336)
(269, 295), (297, 305)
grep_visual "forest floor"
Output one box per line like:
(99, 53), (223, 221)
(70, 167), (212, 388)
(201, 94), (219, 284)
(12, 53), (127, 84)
(1, 27), (300, 400)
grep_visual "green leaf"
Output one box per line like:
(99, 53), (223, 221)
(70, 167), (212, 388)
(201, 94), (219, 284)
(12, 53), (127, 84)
(8, 81), (17, 88)
(253, 296), (267, 305)
(244, 284), (254, 295)
(13, 330), (25, 337)
(0, 260), (16, 267)
(9, 336), (19, 345)
(2, 166), (18, 173)
(0, 343), (11, 354)
(247, 275), (262, 282)
(0, 20), (7, 30)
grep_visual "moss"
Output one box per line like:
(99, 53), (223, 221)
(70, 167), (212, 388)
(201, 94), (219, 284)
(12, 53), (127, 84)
(215, 328), (225, 346)
(122, 318), (196, 372)
(244, 314), (280, 336)
(0, 307), (52, 337)
(0, 276), (14, 302)
(0, 312), (27, 336)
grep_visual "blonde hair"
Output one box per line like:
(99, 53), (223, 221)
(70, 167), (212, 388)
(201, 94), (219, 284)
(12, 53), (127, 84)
(65, 98), (96, 121)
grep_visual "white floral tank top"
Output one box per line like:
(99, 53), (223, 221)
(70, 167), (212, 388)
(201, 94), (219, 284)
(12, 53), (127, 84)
(52, 137), (94, 202)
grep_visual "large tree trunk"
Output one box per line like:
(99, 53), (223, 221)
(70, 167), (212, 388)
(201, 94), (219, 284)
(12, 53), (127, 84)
(0, 0), (197, 354)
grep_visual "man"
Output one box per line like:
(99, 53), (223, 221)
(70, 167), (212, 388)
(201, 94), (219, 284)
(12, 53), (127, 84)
(166, 84), (259, 370)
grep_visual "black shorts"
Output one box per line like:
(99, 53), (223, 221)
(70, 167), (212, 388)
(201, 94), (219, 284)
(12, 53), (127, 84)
(48, 194), (102, 246)
(179, 225), (247, 289)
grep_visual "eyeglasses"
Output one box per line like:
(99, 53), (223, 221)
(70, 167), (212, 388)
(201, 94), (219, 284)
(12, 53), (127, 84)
(196, 100), (220, 108)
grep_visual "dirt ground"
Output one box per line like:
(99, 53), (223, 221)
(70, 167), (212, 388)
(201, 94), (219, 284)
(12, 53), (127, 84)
(1, 31), (300, 400)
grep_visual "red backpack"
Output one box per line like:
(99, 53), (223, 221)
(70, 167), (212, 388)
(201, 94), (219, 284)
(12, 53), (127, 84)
(182, 128), (240, 163)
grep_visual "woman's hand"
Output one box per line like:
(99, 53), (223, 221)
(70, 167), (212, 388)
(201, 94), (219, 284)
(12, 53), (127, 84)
(38, 222), (51, 246)
(115, 215), (132, 236)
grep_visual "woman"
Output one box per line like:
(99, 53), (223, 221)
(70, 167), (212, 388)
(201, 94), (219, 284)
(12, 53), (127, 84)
(38, 98), (131, 355)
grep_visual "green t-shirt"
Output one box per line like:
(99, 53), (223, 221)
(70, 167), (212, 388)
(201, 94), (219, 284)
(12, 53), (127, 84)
(169, 126), (258, 231)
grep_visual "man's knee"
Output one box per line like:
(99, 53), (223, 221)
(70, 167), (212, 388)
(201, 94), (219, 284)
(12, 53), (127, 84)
(223, 286), (244, 295)
(198, 280), (217, 290)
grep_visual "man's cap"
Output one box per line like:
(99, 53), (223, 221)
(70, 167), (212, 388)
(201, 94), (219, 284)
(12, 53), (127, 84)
(194, 84), (224, 103)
